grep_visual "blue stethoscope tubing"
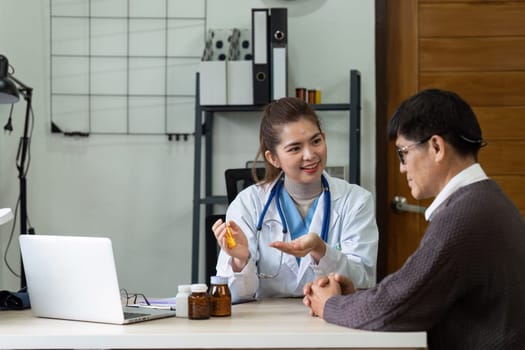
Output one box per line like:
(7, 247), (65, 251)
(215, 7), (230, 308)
(256, 174), (331, 242)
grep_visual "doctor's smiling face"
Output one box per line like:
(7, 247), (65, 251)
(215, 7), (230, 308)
(265, 116), (327, 185)
(257, 97), (326, 185)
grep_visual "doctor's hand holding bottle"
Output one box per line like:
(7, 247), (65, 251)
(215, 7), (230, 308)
(212, 219), (250, 272)
(211, 97), (379, 304)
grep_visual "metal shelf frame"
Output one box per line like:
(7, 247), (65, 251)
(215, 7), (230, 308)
(191, 70), (361, 282)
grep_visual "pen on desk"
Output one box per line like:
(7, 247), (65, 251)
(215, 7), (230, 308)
(129, 304), (175, 310)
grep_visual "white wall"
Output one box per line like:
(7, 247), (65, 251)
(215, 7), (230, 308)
(0, 0), (375, 296)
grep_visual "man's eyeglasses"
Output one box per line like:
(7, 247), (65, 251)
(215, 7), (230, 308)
(396, 136), (431, 165)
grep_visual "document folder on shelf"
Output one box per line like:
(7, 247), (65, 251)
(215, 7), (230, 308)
(227, 28), (253, 105)
(199, 60), (227, 105)
(252, 8), (270, 105)
(269, 8), (287, 101)
(199, 29), (227, 105)
(227, 60), (253, 105)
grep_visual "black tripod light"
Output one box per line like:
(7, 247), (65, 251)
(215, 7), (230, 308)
(0, 54), (34, 289)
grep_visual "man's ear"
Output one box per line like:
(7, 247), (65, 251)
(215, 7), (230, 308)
(265, 150), (280, 168)
(431, 135), (446, 162)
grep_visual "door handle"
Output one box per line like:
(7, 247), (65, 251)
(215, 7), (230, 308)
(391, 196), (426, 214)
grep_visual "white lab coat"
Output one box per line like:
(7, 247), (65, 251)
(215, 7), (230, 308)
(215, 172), (378, 303)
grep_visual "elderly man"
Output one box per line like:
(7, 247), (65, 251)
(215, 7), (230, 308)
(303, 89), (525, 349)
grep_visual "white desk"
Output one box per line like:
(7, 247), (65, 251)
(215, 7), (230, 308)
(0, 298), (426, 349)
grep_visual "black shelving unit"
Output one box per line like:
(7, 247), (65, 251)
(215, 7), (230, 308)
(191, 70), (361, 282)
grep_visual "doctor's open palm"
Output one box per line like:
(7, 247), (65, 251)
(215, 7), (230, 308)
(270, 233), (327, 263)
(212, 219), (250, 271)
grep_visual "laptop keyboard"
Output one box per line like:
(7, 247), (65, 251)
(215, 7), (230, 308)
(124, 311), (150, 319)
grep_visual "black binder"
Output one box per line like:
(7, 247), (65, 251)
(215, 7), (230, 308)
(269, 8), (288, 101)
(252, 8), (270, 105)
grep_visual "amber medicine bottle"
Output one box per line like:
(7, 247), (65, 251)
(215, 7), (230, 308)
(188, 284), (210, 319)
(209, 276), (231, 317)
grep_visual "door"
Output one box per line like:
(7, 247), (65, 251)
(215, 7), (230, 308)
(376, 0), (525, 278)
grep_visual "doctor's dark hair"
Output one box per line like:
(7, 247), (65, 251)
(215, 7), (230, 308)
(253, 97), (322, 184)
(387, 88), (486, 160)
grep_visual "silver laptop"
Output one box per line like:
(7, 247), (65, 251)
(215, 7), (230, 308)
(19, 234), (176, 324)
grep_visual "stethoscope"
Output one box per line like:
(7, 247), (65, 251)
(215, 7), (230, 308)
(254, 174), (331, 278)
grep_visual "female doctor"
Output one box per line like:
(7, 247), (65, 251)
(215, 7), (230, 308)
(212, 97), (378, 303)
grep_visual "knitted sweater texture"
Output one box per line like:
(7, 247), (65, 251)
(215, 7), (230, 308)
(324, 180), (525, 349)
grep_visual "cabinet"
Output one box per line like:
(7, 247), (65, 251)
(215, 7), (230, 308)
(191, 70), (362, 282)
